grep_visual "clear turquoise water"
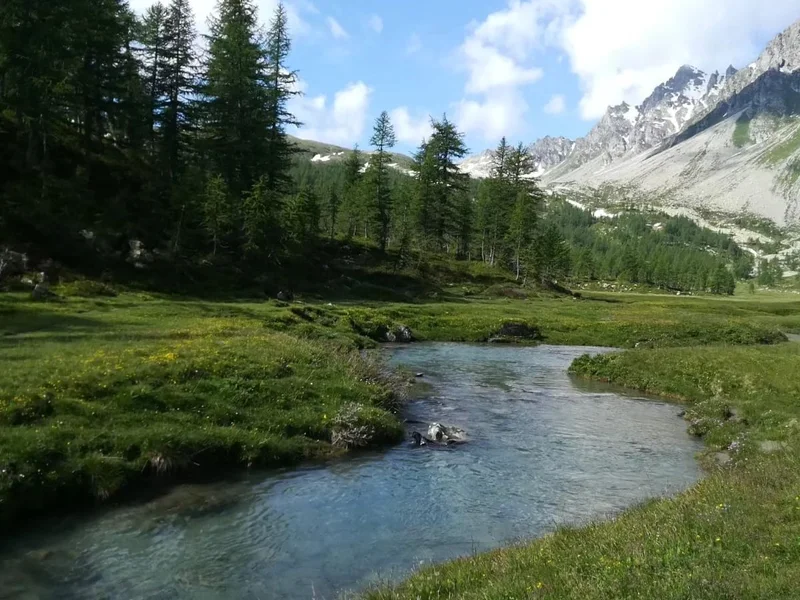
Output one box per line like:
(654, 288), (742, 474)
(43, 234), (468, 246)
(0, 344), (701, 600)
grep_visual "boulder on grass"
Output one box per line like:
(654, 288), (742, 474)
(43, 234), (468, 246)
(0, 249), (28, 281)
(488, 321), (541, 343)
(32, 283), (55, 301)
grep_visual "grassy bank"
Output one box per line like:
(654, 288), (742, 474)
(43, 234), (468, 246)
(0, 293), (405, 532)
(0, 288), (797, 533)
(365, 342), (800, 599)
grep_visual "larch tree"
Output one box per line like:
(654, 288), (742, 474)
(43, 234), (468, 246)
(201, 0), (269, 199)
(339, 146), (364, 239)
(366, 111), (396, 251)
(161, 0), (196, 182)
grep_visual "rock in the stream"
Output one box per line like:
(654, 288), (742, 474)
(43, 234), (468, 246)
(411, 423), (468, 447)
(395, 325), (414, 343)
(427, 423), (467, 444)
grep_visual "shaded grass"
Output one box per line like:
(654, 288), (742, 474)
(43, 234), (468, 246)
(365, 343), (800, 599)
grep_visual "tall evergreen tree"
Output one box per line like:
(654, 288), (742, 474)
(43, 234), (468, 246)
(161, 0), (196, 181)
(533, 223), (571, 286)
(324, 187), (341, 240)
(507, 189), (537, 280)
(339, 146), (364, 238)
(422, 115), (469, 252)
(263, 3), (300, 195)
(202, 0), (269, 198)
(367, 111), (396, 251)
(202, 174), (233, 255)
(137, 2), (168, 152)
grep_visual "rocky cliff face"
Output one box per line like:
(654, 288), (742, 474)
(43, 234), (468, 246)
(527, 136), (573, 173)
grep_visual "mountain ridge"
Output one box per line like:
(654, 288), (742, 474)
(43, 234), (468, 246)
(461, 18), (800, 225)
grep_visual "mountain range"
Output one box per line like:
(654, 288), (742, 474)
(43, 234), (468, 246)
(459, 19), (800, 226)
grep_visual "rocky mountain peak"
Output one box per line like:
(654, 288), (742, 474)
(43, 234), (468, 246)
(640, 65), (706, 113)
(726, 64), (739, 78)
(528, 136), (574, 175)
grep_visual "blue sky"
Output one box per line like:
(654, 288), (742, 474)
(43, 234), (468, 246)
(130, 0), (800, 154)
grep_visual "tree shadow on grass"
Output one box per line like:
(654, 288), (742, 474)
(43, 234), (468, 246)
(0, 301), (108, 339)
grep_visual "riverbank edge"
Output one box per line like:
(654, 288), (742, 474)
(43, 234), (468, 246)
(0, 292), (792, 536)
(362, 341), (800, 599)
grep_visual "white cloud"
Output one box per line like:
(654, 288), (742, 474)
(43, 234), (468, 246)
(453, 1), (555, 141)
(461, 38), (543, 94)
(291, 81), (373, 146)
(561, 0), (800, 119)
(389, 108), (433, 144)
(327, 16), (349, 40)
(453, 0), (800, 132)
(455, 92), (529, 141)
(368, 14), (384, 34)
(406, 33), (423, 55)
(543, 94), (566, 115)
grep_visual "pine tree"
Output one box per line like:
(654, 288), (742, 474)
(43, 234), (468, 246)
(242, 176), (279, 253)
(339, 146), (364, 238)
(202, 0), (269, 198)
(533, 224), (571, 286)
(202, 175), (233, 255)
(325, 187), (341, 239)
(422, 115), (469, 252)
(137, 2), (168, 152)
(161, 0), (196, 181)
(263, 3), (300, 195)
(283, 185), (320, 246)
(70, 0), (133, 149)
(506, 189), (537, 280)
(506, 142), (535, 189)
(367, 111), (397, 251)
(392, 179), (415, 267)
(412, 137), (438, 251)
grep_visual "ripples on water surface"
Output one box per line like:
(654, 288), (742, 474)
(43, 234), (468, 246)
(0, 344), (701, 600)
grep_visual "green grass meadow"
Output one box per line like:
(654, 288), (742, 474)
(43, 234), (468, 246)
(1, 285), (800, 597)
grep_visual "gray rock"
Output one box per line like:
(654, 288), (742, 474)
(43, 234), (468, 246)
(277, 290), (294, 302)
(490, 322), (540, 342)
(714, 452), (732, 466)
(32, 283), (54, 300)
(127, 240), (153, 265)
(0, 249), (28, 281)
(427, 423), (467, 444)
(395, 325), (414, 343)
(759, 440), (786, 454)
